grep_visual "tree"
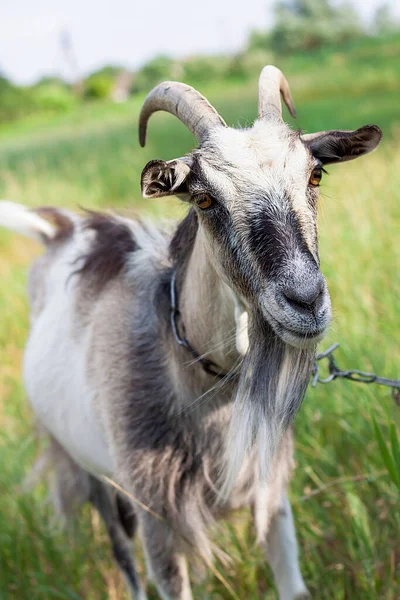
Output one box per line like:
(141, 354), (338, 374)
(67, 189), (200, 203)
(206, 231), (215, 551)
(270, 0), (364, 53)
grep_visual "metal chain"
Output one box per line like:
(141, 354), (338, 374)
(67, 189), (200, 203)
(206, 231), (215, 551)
(312, 343), (400, 404)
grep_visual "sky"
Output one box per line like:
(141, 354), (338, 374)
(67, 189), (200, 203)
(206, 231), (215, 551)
(1, 0), (399, 84)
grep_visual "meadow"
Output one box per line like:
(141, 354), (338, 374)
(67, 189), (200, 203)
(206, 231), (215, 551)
(0, 37), (399, 599)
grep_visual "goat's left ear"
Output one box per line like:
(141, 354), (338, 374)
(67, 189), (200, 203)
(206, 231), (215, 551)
(141, 159), (191, 198)
(302, 125), (382, 165)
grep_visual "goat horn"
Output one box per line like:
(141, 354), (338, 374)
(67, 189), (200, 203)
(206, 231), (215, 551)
(258, 66), (297, 120)
(139, 81), (227, 147)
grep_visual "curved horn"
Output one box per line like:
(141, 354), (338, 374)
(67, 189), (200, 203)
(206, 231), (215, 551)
(258, 66), (297, 120)
(139, 81), (227, 147)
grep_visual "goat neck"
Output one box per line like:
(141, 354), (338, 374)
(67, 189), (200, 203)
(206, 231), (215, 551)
(178, 226), (241, 374)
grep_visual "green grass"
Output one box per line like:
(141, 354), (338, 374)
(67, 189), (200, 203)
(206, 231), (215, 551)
(0, 36), (399, 599)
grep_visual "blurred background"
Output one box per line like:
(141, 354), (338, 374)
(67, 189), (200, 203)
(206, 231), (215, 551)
(0, 1), (399, 598)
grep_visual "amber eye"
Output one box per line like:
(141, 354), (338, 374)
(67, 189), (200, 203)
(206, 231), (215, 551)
(309, 167), (322, 187)
(195, 194), (214, 210)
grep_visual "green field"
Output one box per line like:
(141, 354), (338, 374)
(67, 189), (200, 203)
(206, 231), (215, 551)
(0, 37), (399, 599)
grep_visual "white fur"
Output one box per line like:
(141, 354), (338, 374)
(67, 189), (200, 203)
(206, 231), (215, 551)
(23, 227), (114, 477)
(206, 121), (309, 196)
(232, 293), (249, 356)
(234, 305), (249, 356)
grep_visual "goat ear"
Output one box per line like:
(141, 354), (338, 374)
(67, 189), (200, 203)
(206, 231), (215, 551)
(141, 159), (191, 198)
(302, 125), (382, 165)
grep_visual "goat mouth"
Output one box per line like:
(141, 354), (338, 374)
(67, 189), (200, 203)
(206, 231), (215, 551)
(281, 324), (327, 347)
(263, 308), (328, 349)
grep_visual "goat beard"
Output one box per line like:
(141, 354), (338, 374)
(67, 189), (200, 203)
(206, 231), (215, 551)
(221, 309), (316, 497)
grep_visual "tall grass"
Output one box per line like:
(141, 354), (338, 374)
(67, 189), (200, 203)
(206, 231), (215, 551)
(0, 44), (399, 598)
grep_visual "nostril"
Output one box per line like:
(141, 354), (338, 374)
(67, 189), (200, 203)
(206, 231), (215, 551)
(283, 281), (324, 313)
(283, 291), (313, 312)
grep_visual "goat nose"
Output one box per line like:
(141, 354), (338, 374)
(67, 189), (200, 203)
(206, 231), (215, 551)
(282, 277), (324, 313)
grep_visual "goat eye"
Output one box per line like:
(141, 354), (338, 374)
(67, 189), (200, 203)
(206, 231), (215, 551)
(195, 194), (214, 210)
(309, 168), (322, 187)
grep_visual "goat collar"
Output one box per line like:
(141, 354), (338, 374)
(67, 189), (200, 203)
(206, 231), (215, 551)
(170, 270), (229, 379)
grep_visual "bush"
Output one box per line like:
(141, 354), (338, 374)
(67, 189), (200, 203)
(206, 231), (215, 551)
(0, 76), (36, 123)
(84, 74), (115, 100)
(247, 30), (273, 53)
(182, 55), (231, 85)
(132, 56), (175, 93)
(237, 49), (275, 77)
(32, 82), (76, 112)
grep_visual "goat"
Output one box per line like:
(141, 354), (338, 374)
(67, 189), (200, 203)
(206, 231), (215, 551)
(0, 66), (382, 600)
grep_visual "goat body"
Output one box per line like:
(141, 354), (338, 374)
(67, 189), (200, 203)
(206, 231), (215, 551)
(4, 204), (305, 600)
(25, 208), (292, 521)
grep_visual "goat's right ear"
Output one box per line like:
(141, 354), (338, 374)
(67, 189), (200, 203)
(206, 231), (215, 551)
(141, 159), (191, 198)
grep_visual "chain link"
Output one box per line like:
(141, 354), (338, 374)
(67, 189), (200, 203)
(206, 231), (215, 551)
(312, 343), (400, 404)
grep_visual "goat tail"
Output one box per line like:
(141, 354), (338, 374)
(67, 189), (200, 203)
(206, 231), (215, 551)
(0, 200), (56, 244)
(0, 201), (75, 245)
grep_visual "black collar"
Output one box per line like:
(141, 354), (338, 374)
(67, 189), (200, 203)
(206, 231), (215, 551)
(170, 270), (230, 379)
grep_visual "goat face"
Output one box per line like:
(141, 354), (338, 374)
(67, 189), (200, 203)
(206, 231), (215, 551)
(186, 120), (330, 350)
(140, 68), (382, 349)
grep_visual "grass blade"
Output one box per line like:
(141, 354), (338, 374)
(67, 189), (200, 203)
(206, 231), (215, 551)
(372, 416), (400, 490)
(389, 422), (400, 474)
